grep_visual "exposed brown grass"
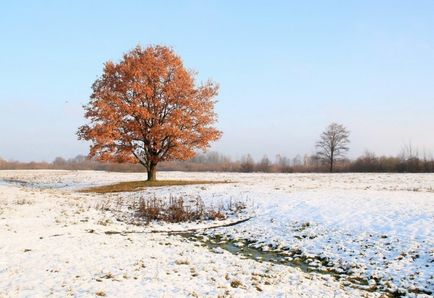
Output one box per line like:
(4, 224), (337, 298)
(15, 198), (34, 205)
(230, 279), (243, 288)
(131, 197), (245, 224)
(79, 180), (229, 193)
(136, 196), (228, 223)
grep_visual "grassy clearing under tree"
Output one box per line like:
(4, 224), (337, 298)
(79, 180), (230, 193)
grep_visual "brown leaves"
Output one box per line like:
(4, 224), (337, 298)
(78, 45), (222, 170)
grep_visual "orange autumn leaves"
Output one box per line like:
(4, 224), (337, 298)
(78, 45), (222, 179)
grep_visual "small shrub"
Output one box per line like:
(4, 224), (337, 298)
(102, 272), (114, 279)
(124, 195), (248, 224)
(15, 199), (33, 205)
(175, 259), (190, 265)
(230, 279), (242, 288)
(137, 196), (229, 223)
(137, 196), (204, 223)
(207, 210), (226, 220)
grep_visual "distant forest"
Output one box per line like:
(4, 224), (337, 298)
(1, 148), (434, 173)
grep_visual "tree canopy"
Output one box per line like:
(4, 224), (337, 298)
(78, 45), (222, 180)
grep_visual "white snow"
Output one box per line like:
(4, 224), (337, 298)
(1, 170), (433, 297)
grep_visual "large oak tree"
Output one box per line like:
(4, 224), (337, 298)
(78, 45), (222, 181)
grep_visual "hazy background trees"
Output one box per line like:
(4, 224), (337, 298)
(240, 154), (255, 172)
(2, 122), (433, 174)
(1, 150), (434, 173)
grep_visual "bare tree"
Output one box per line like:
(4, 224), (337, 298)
(400, 141), (419, 160)
(275, 154), (292, 172)
(256, 155), (271, 172)
(316, 123), (350, 172)
(240, 154), (255, 172)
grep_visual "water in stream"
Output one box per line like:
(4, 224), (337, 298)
(182, 233), (413, 297)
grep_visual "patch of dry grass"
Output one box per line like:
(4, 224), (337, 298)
(136, 196), (228, 223)
(230, 279), (243, 288)
(79, 180), (229, 193)
(15, 198), (34, 205)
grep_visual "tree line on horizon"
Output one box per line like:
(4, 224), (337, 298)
(1, 147), (434, 173)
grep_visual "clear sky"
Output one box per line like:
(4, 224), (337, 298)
(1, 1), (434, 162)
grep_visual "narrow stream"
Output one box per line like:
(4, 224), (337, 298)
(181, 233), (421, 297)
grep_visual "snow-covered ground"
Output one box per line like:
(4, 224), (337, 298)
(0, 170), (433, 297)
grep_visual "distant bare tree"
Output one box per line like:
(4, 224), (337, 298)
(240, 154), (255, 172)
(316, 123), (350, 172)
(399, 142), (421, 172)
(400, 141), (419, 160)
(292, 154), (302, 167)
(275, 154), (292, 172)
(256, 155), (271, 172)
(52, 157), (67, 166)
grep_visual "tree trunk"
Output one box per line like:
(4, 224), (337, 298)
(329, 155), (334, 173)
(147, 163), (157, 181)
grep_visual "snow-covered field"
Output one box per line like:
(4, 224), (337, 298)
(0, 170), (433, 297)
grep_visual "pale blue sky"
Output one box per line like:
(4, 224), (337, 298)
(1, 1), (434, 162)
